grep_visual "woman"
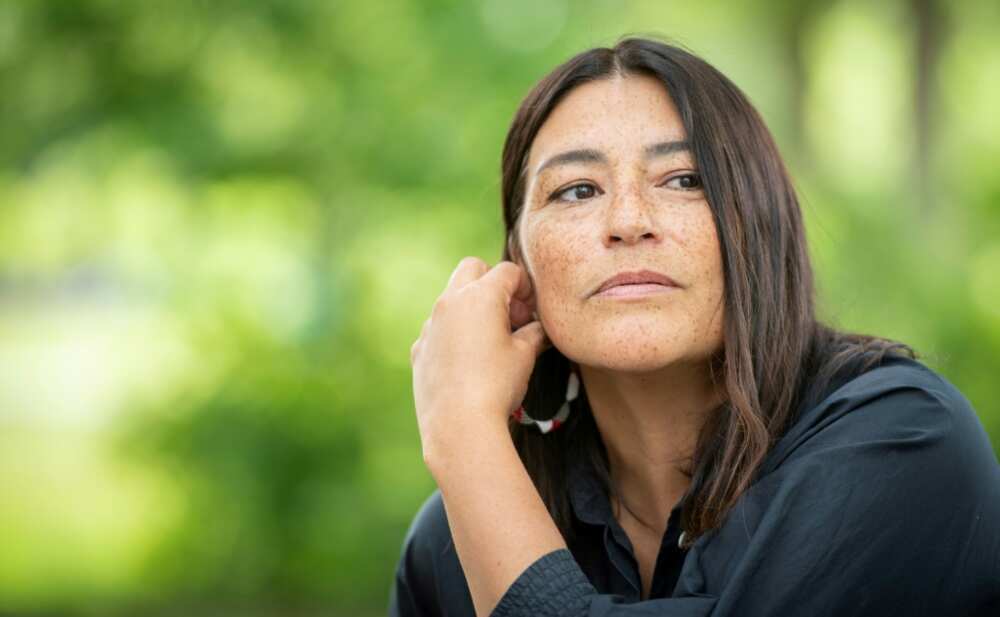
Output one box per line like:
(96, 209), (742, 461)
(392, 37), (1000, 616)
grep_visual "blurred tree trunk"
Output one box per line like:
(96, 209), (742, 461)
(779, 0), (825, 168)
(912, 0), (947, 214)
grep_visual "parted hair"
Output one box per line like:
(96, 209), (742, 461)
(499, 35), (915, 549)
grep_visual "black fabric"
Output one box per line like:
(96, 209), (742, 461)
(388, 356), (1000, 616)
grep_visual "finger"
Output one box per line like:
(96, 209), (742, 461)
(512, 260), (539, 330)
(482, 260), (530, 306)
(511, 320), (550, 357)
(510, 261), (534, 303)
(509, 294), (535, 331)
(411, 318), (431, 364)
(413, 318), (429, 346)
(446, 256), (489, 292)
(498, 260), (537, 330)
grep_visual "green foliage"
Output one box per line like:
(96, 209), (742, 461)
(0, 0), (997, 615)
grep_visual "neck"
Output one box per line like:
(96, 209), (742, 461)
(578, 358), (723, 533)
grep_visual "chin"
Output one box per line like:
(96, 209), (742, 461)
(585, 352), (685, 374)
(550, 321), (697, 374)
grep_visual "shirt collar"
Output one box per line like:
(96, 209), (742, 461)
(567, 453), (685, 529)
(567, 454), (611, 526)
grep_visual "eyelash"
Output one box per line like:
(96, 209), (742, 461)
(547, 173), (703, 203)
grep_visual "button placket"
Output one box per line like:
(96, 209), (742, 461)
(603, 525), (641, 600)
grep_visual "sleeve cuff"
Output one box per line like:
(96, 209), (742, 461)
(490, 548), (596, 617)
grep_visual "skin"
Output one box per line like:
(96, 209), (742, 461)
(411, 74), (726, 614)
(513, 73), (726, 598)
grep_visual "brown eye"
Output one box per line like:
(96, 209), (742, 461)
(664, 173), (702, 190)
(551, 182), (601, 203)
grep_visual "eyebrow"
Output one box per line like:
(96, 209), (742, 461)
(534, 140), (691, 177)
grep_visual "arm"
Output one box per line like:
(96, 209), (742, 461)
(427, 422), (579, 617)
(427, 419), (715, 617)
(409, 257), (717, 615)
(429, 371), (1000, 617)
(410, 259), (999, 615)
(410, 257), (565, 615)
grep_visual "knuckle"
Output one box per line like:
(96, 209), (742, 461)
(498, 260), (519, 274)
(461, 256), (489, 276)
(431, 295), (450, 316)
(462, 255), (487, 269)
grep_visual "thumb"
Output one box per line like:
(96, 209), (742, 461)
(512, 320), (550, 357)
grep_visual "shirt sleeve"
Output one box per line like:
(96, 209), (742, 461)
(389, 488), (481, 616)
(388, 516), (434, 616)
(491, 365), (1000, 616)
(388, 490), (452, 617)
(490, 548), (715, 617)
(387, 565), (423, 617)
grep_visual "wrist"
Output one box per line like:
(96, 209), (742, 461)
(422, 415), (513, 478)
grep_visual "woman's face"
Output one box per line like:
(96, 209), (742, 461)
(514, 73), (725, 372)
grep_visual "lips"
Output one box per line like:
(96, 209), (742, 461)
(593, 269), (681, 296)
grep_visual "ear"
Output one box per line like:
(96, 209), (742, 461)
(506, 233), (521, 266)
(507, 234), (533, 294)
(506, 233), (538, 328)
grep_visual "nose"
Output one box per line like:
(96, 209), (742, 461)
(603, 183), (661, 247)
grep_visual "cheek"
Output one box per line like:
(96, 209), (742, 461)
(690, 215), (726, 343)
(696, 232), (724, 299)
(524, 218), (588, 304)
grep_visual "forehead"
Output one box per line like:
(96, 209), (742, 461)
(526, 73), (686, 172)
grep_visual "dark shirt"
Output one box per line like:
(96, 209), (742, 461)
(388, 357), (1000, 616)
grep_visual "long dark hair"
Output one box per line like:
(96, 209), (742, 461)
(499, 35), (915, 549)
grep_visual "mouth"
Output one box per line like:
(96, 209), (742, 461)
(591, 269), (682, 298)
(593, 283), (678, 298)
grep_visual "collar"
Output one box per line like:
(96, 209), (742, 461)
(567, 454), (684, 529)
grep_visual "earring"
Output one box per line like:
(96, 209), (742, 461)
(512, 368), (580, 434)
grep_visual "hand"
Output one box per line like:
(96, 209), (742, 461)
(410, 257), (551, 464)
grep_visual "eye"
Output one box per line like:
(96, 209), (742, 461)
(549, 182), (602, 203)
(663, 173), (702, 190)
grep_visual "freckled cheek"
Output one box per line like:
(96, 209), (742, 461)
(682, 209), (723, 282)
(524, 221), (588, 310)
(694, 224), (726, 343)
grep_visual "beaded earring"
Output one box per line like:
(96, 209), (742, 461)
(511, 368), (580, 434)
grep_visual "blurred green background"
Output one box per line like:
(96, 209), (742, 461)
(0, 1), (997, 615)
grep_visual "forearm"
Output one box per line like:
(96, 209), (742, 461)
(426, 420), (568, 617)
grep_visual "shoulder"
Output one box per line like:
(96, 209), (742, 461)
(391, 489), (475, 616)
(831, 354), (971, 409)
(690, 358), (1000, 614)
(699, 356), (998, 543)
(400, 488), (453, 561)
(763, 355), (996, 477)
